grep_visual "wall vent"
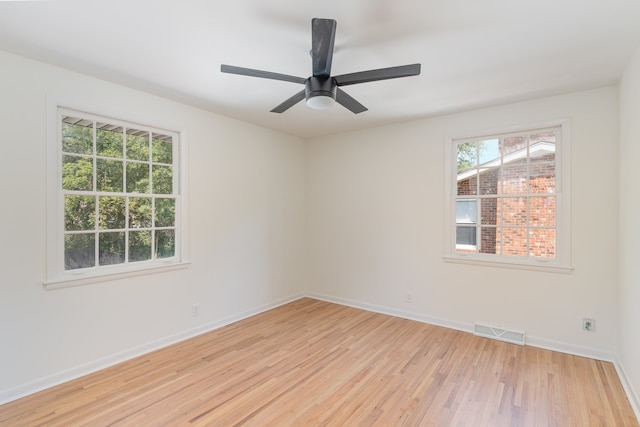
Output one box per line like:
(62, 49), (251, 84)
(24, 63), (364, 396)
(474, 323), (525, 346)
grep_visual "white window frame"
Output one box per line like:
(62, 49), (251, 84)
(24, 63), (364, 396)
(443, 119), (573, 273)
(45, 104), (189, 289)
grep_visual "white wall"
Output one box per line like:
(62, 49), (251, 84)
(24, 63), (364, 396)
(0, 50), (307, 402)
(307, 87), (620, 356)
(619, 44), (640, 414)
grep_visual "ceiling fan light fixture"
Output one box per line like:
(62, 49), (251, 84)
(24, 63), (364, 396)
(304, 76), (337, 110)
(306, 94), (335, 110)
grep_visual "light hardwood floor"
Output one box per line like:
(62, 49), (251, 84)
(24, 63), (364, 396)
(1, 298), (637, 426)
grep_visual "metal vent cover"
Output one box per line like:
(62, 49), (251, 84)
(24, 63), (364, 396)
(474, 323), (525, 346)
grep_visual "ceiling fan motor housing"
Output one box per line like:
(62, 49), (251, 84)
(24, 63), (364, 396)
(305, 76), (337, 102)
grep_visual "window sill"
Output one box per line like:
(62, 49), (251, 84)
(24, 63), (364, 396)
(44, 261), (191, 290)
(443, 256), (573, 274)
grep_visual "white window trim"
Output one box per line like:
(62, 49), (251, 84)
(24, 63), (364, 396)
(442, 119), (573, 273)
(45, 99), (190, 289)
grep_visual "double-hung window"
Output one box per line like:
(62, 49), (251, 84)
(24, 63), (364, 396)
(445, 122), (571, 272)
(46, 107), (186, 288)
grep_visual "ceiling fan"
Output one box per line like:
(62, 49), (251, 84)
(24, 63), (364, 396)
(220, 18), (421, 114)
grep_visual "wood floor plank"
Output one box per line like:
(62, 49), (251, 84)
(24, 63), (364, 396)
(0, 298), (637, 426)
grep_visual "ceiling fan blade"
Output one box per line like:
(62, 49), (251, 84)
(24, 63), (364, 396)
(311, 18), (337, 77)
(221, 64), (306, 84)
(336, 88), (368, 114)
(333, 63), (421, 86)
(270, 90), (306, 113)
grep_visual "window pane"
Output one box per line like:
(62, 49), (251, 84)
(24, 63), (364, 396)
(457, 142), (477, 172)
(152, 134), (172, 164)
(529, 228), (556, 259)
(456, 199), (476, 224)
(478, 166), (499, 195)
(501, 164), (527, 194)
(98, 196), (126, 229)
(65, 233), (95, 270)
(529, 163), (555, 193)
(479, 227), (498, 254)
(530, 145), (555, 164)
(126, 162), (150, 193)
(457, 174), (477, 196)
(529, 196), (556, 227)
(129, 197), (152, 228)
(155, 229), (175, 259)
(477, 138), (502, 195)
(62, 119), (93, 155)
(502, 136), (526, 157)
(129, 230), (152, 262)
(478, 139), (500, 165)
(97, 125), (123, 158)
(62, 155), (93, 191)
(480, 198), (498, 225)
(99, 232), (125, 266)
(500, 228), (528, 256)
(126, 130), (149, 161)
(155, 198), (175, 227)
(501, 197), (527, 226)
(530, 132), (556, 149)
(96, 159), (123, 192)
(456, 226), (477, 249)
(152, 165), (173, 194)
(65, 195), (96, 231)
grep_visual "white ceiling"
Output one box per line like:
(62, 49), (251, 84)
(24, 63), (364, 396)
(1, 0), (639, 138)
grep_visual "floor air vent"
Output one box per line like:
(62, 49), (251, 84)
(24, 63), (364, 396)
(474, 323), (525, 346)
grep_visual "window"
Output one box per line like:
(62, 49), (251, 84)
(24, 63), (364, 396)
(445, 123), (571, 272)
(46, 107), (187, 288)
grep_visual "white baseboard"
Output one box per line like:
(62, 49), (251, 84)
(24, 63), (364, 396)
(306, 292), (474, 333)
(613, 356), (640, 423)
(524, 335), (617, 362)
(0, 293), (305, 406)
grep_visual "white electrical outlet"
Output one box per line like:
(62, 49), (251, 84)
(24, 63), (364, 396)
(192, 303), (200, 317)
(583, 317), (595, 332)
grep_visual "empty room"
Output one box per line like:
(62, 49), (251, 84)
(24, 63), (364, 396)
(1, 0), (639, 425)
